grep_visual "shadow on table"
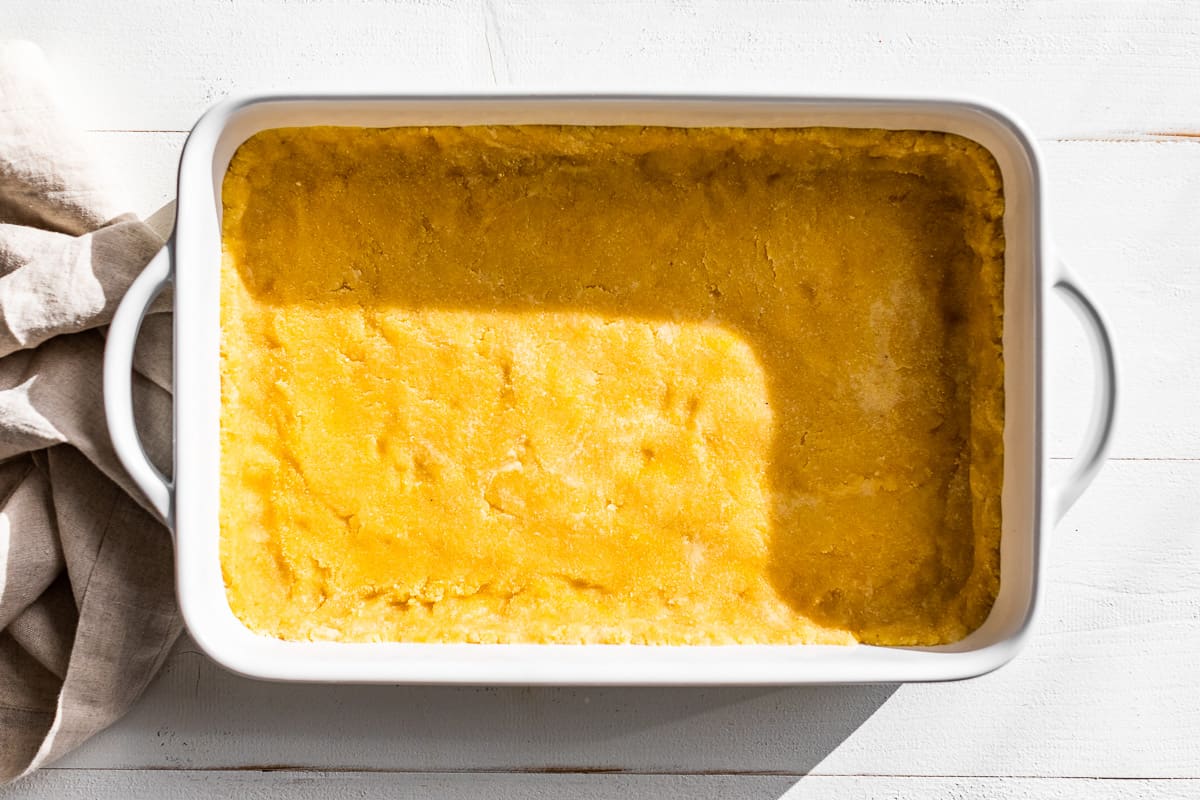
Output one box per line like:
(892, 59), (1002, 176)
(64, 638), (898, 795)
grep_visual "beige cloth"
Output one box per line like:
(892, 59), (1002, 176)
(0, 41), (180, 783)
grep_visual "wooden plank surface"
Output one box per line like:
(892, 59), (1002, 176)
(5, 772), (1200, 800)
(9, 0), (1200, 138)
(5, 1), (1199, 797)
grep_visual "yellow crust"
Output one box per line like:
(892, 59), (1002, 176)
(219, 125), (1004, 645)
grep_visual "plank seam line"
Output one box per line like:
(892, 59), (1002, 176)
(89, 129), (189, 134)
(1049, 457), (1199, 462)
(36, 768), (1200, 779)
(1053, 135), (1200, 143)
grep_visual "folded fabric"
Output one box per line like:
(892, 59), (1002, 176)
(0, 40), (181, 784)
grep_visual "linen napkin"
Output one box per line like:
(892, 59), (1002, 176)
(0, 40), (181, 783)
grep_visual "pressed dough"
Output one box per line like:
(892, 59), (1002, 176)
(219, 125), (1004, 646)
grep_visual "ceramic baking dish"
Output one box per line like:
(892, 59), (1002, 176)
(103, 94), (1116, 684)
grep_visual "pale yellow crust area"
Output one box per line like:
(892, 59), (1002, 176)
(220, 125), (1004, 646)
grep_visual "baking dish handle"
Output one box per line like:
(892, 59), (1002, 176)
(104, 243), (174, 526)
(1051, 263), (1117, 524)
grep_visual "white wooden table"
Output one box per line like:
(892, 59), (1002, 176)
(6, 2), (1199, 797)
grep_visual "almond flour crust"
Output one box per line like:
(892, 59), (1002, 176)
(219, 125), (1004, 645)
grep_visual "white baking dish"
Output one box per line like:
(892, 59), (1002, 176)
(103, 94), (1116, 684)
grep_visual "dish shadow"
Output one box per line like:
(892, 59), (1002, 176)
(223, 125), (1002, 643)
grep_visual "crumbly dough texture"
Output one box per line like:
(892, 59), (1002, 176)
(220, 125), (1004, 646)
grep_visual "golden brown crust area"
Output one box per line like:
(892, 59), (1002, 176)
(220, 125), (1004, 645)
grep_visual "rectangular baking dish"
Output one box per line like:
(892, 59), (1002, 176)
(103, 94), (1116, 684)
